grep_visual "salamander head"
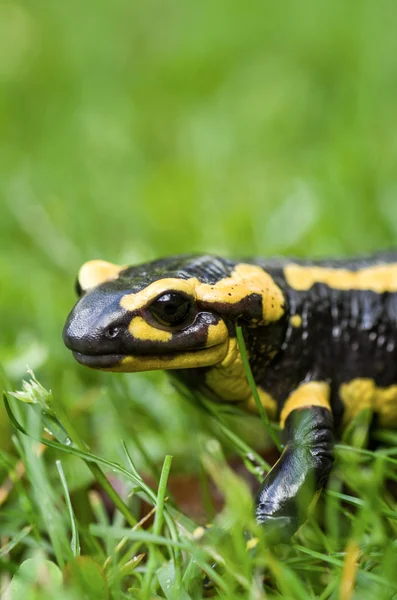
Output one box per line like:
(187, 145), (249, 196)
(63, 255), (285, 373)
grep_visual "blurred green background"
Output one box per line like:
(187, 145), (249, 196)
(1, 0), (397, 469)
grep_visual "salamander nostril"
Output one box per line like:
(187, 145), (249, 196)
(105, 325), (121, 339)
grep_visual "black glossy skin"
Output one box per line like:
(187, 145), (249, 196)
(63, 252), (397, 544)
(253, 254), (397, 429)
(256, 407), (333, 543)
(163, 253), (397, 429)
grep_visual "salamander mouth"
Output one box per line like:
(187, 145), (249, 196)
(72, 341), (228, 371)
(72, 351), (127, 368)
(72, 344), (223, 370)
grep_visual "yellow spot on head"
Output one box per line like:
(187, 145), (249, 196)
(290, 314), (302, 328)
(78, 260), (125, 292)
(120, 278), (196, 312)
(206, 322), (229, 346)
(128, 316), (173, 342)
(113, 303), (230, 373)
(119, 264), (285, 324)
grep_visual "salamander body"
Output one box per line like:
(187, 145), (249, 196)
(63, 252), (397, 541)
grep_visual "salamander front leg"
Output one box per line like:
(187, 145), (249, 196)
(255, 405), (334, 544)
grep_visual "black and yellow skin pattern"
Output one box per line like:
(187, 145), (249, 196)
(63, 252), (397, 544)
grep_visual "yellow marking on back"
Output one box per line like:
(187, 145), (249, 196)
(290, 314), (302, 328)
(79, 260), (126, 292)
(120, 264), (285, 324)
(128, 316), (173, 342)
(284, 263), (397, 293)
(195, 264), (285, 323)
(340, 378), (397, 427)
(279, 381), (331, 428)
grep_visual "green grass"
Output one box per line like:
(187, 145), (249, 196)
(2, 0), (397, 597)
(4, 374), (397, 599)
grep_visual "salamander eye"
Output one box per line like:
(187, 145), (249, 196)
(148, 292), (193, 327)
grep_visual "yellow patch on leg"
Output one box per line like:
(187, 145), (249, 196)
(279, 381), (331, 428)
(340, 378), (397, 427)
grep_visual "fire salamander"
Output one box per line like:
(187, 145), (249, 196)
(63, 252), (397, 544)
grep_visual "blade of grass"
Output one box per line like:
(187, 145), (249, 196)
(103, 508), (156, 571)
(4, 392), (137, 528)
(12, 424), (70, 568)
(200, 396), (271, 474)
(235, 325), (281, 451)
(142, 455), (173, 597)
(90, 525), (230, 593)
(326, 489), (397, 520)
(56, 459), (80, 557)
(336, 443), (397, 470)
(5, 394), (153, 499)
(264, 549), (315, 600)
(295, 545), (397, 590)
(172, 379), (272, 487)
(121, 440), (183, 588)
(5, 390), (187, 587)
(0, 525), (33, 558)
(50, 391), (139, 528)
